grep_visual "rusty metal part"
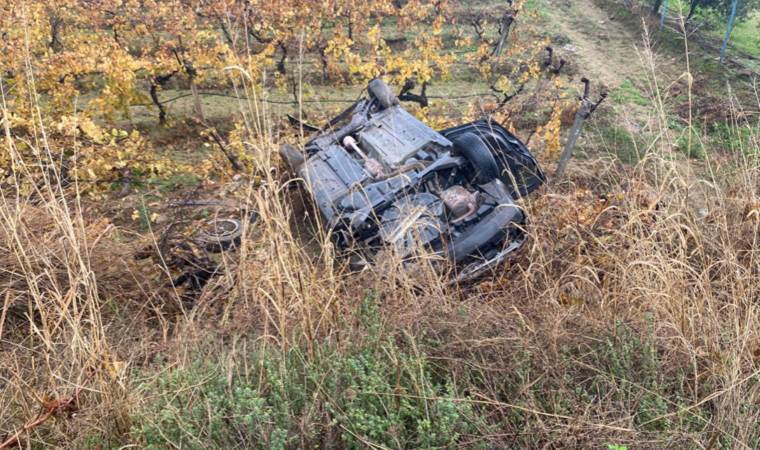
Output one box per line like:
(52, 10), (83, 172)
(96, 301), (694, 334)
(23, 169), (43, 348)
(451, 202), (477, 224)
(440, 185), (478, 223)
(374, 160), (427, 181)
(343, 135), (426, 180)
(364, 158), (387, 179)
(343, 135), (385, 178)
(395, 160), (426, 173)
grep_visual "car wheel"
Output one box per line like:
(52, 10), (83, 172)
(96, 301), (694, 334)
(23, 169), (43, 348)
(196, 215), (255, 252)
(452, 132), (500, 184)
(368, 78), (398, 110)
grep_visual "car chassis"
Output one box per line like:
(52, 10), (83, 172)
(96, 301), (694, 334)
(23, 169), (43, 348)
(280, 79), (545, 281)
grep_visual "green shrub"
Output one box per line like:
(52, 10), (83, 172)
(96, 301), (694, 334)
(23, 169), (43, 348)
(590, 320), (705, 433)
(131, 360), (286, 449)
(710, 121), (759, 156)
(131, 292), (484, 449)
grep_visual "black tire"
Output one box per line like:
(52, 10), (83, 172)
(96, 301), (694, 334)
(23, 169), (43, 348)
(452, 133), (500, 184)
(196, 218), (244, 252)
(279, 144), (305, 170)
(368, 79), (398, 110)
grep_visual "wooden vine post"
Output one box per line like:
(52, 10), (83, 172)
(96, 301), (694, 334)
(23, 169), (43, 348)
(492, 8), (516, 57)
(554, 78), (606, 179)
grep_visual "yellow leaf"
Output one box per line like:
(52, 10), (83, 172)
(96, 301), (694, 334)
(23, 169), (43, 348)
(80, 119), (104, 143)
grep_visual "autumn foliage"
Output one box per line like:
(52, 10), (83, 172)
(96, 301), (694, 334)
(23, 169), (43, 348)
(0, 0), (568, 194)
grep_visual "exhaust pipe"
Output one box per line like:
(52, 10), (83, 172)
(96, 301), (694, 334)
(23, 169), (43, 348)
(446, 203), (523, 262)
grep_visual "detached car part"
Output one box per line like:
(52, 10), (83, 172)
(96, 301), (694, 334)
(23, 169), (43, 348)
(280, 79), (544, 282)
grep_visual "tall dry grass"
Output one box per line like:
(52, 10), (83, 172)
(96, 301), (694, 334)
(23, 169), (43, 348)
(0, 80), (135, 444)
(400, 24), (760, 447)
(1, 16), (759, 449)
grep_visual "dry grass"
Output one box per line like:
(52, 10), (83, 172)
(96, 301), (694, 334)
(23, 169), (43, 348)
(0, 96), (135, 444)
(2, 22), (760, 450)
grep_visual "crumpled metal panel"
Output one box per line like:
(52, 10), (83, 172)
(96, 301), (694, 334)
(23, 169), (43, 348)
(300, 144), (368, 221)
(359, 106), (451, 168)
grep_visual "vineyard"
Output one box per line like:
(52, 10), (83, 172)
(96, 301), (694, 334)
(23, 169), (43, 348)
(1, 0), (759, 448)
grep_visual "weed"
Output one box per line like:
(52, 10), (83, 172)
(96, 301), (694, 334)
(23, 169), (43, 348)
(710, 121), (759, 155)
(153, 172), (202, 193)
(611, 79), (651, 106)
(607, 445), (628, 450)
(594, 123), (645, 162)
(675, 124), (706, 159)
(131, 297), (484, 449)
(132, 197), (153, 231)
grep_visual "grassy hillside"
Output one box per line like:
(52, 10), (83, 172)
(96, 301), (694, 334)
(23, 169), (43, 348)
(1, 0), (759, 448)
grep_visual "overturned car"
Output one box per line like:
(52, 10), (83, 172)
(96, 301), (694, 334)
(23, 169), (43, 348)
(280, 79), (544, 281)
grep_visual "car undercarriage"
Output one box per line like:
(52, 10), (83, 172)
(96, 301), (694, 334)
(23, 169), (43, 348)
(280, 79), (545, 281)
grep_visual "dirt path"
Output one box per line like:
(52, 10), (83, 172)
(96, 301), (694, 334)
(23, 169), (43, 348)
(544, 0), (757, 87)
(544, 0), (648, 89)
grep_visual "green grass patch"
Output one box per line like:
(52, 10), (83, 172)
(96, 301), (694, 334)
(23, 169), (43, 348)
(592, 122), (646, 163)
(665, 115), (706, 160)
(689, 7), (760, 58)
(569, 319), (707, 434)
(611, 79), (651, 106)
(150, 172), (202, 194)
(524, 0), (550, 19)
(709, 121), (760, 156)
(729, 11), (760, 56)
(675, 125), (706, 159)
